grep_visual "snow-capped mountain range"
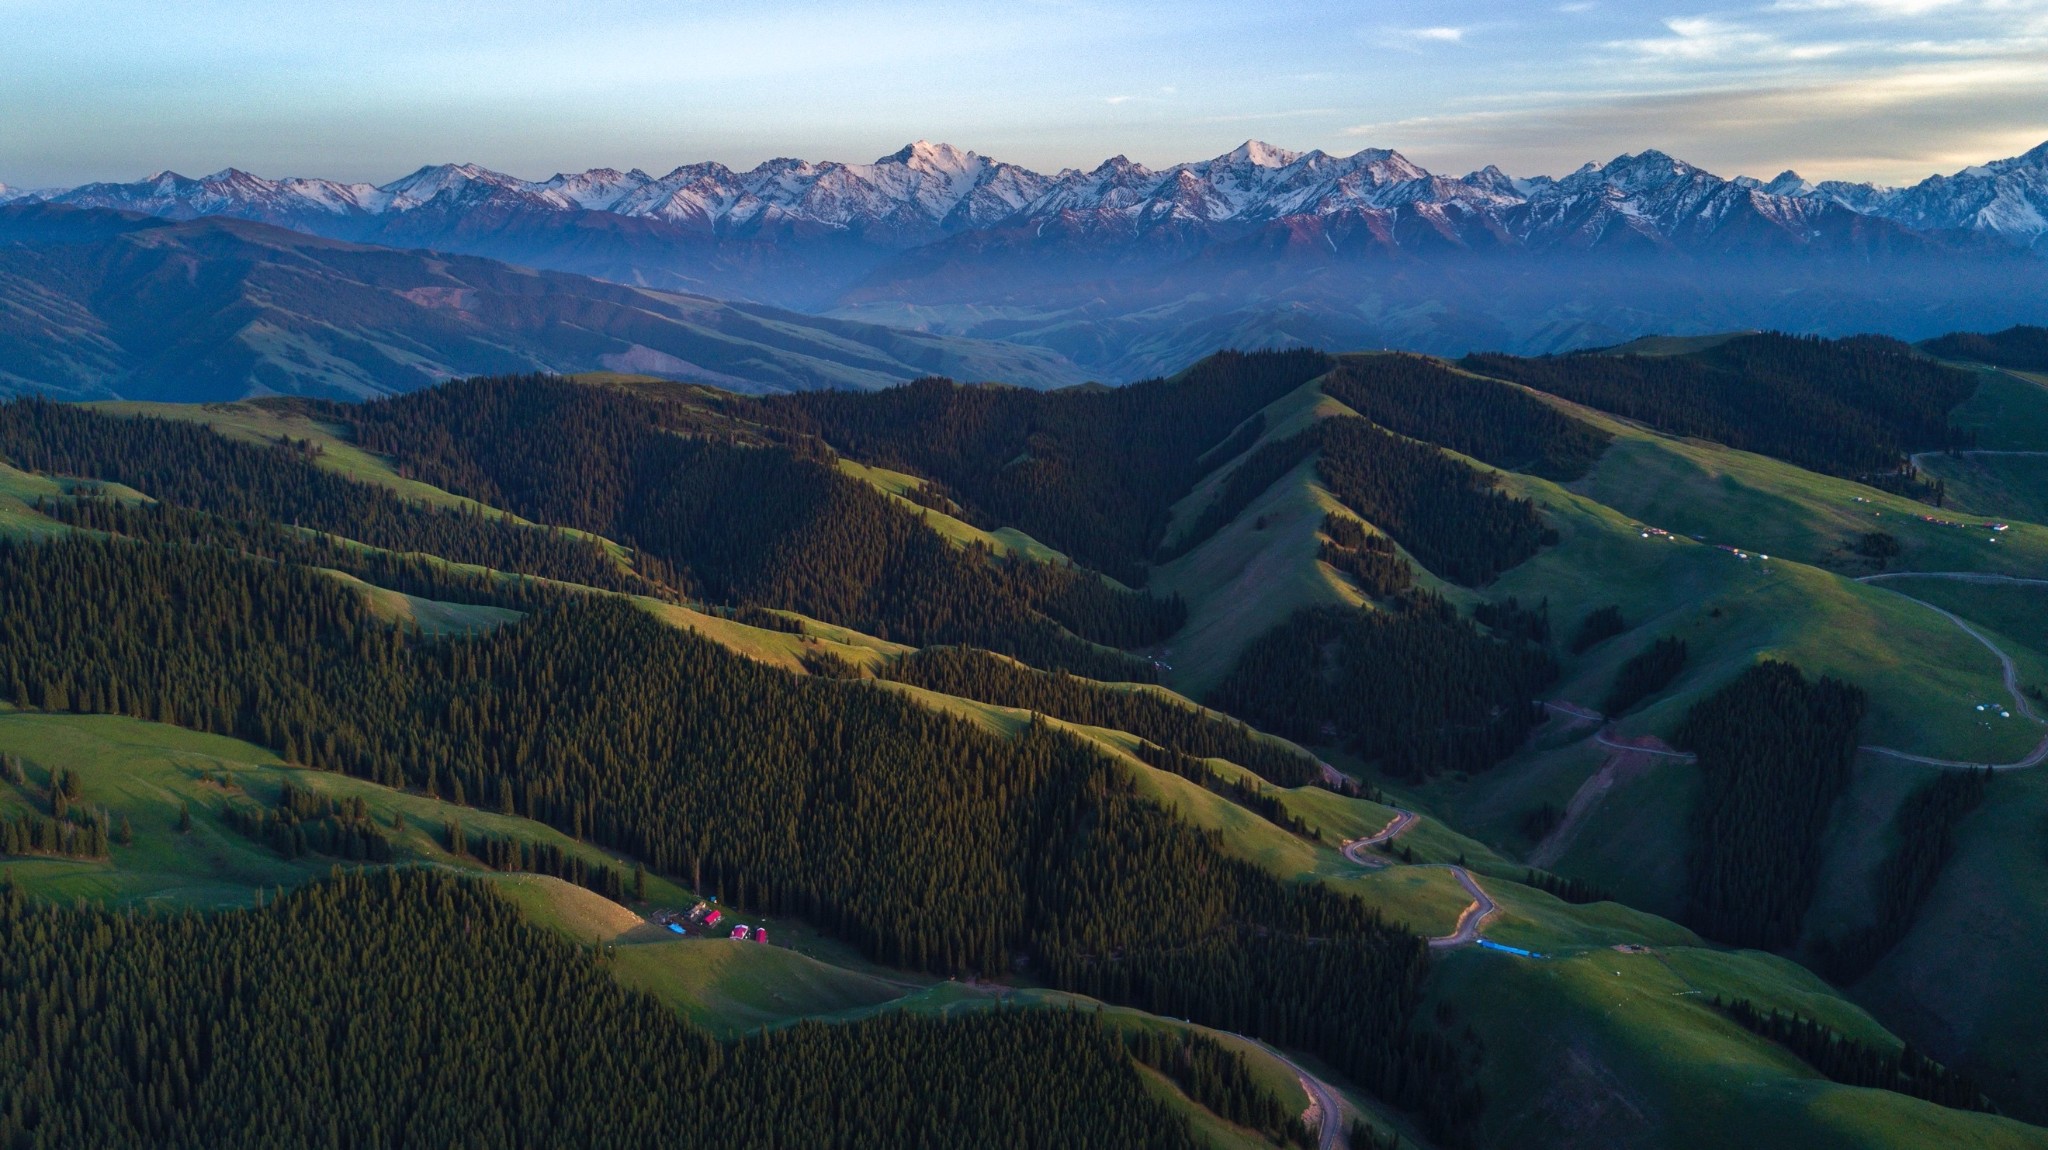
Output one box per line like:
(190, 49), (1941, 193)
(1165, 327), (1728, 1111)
(17, 138), (2048, 249)
(8, 139), (2048, 377)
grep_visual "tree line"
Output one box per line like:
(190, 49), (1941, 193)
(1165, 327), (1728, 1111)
(1, 755), (110, 860)
(0, 868), (1237, 1149)
(1131, 741), (1319, 838)
(1675, 661), (1867, 949)
(1121, 1027), (1314, 1147)
(0, 533), (1480, 1140)
(1321, 354), (1611, 481)
(221, 779), (396, 864)
(1315, 418), (1554, 586)
(1920, 325), (2048, 372)
(443, 818), (636, 904)
(36, 496), (568, 614)
(1463, 333), (1979, 481)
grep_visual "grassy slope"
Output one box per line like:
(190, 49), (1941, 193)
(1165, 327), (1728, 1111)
(1481, 433), (2042, 763)
(322, 569), (525, 636)
(865, 682), (1990, 1147)
(637, 598), (910, 676)
(1562, 415), (2048, 582)
(1920, 454), (2048, 526)
(834, 457), (1073, 565)
(1849, 764), (2048, 1124)
(1944, 369), (2048, 452)
(0, 711), (687, 912)
(611, 939), (917, 1038)
(1149, 377), (1382, 698)
(1440, 941), (2047, 1150)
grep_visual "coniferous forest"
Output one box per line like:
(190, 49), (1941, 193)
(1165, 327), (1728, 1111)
(1210, 600), (1557, 780)
(0, 532), (1478, 1142)
(1, 334), (2037, 1146)
(0, 397), (645, 593)
(335, 375), (1179, 677)
(0, 870), (1222, 1149)
(754, 349), (1337, 584)
(1676, 661), (1868, 949)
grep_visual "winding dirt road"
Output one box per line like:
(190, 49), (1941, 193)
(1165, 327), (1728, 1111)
(1338, 808), (1499, 951)
(1592, 730), (1697, 761)
(1854, 573), (2048, 770)
(1340, 809), (1418, 866)
(1245, 1039), (1347, 1150)
(1428, 867), (1500, 951)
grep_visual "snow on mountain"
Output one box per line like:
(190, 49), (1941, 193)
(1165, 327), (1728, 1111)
(1811, 141), (2048, 242)
(32, 138), (2048, 251)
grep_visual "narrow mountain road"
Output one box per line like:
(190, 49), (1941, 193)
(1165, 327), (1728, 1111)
(1341, 809), (1418, 866)
(1593, 730), (1697, 760)
(1244, 1039), (1346, 1150)
(1541, 699), (1604, 725)
(1530, 740), (1670, 869)
(1861, 571), (2048, 590)
(1428, 867), (1500, 951)
(1338, 806), (1498, 949)
(1855, 573), (2048, 770)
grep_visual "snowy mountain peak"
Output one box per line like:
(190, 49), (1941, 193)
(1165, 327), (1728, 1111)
(1223, 140), (1302, 169)
(881, 140), (978, 174)
(1762, 170), (1814, 197)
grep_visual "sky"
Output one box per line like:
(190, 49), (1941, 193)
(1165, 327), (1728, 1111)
(2, 0), (2046, 189)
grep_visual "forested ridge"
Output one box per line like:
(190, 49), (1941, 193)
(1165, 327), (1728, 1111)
(754, 349), (1337, 584)
(1462, 333), (1978, 480)
(0, 533), (1480, 1141)
(335, 374), (1172, 678)
(1321, 355), (1611, 481)
(1676, 661), (1867, 949)
(0, 397), (646, 593)
(1166, 416), (1553, 586)
(877, 646), (1322, 787)
(1921, 325), (2048, 372)
(1210, 600), (1557, 780)
(0, 869), (1235, 1149)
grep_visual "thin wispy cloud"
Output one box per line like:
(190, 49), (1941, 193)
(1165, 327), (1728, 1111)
(1, 0), (2043, 187)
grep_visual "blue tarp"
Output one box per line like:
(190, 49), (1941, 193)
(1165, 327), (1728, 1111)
(1474, 938), (1541, 958)
(667, 923), (686, 935)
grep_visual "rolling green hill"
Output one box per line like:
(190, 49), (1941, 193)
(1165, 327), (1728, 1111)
(6, 339), (2048, 1148)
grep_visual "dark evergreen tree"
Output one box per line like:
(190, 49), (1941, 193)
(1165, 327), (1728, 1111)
(1676, 662), (1867, 949)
